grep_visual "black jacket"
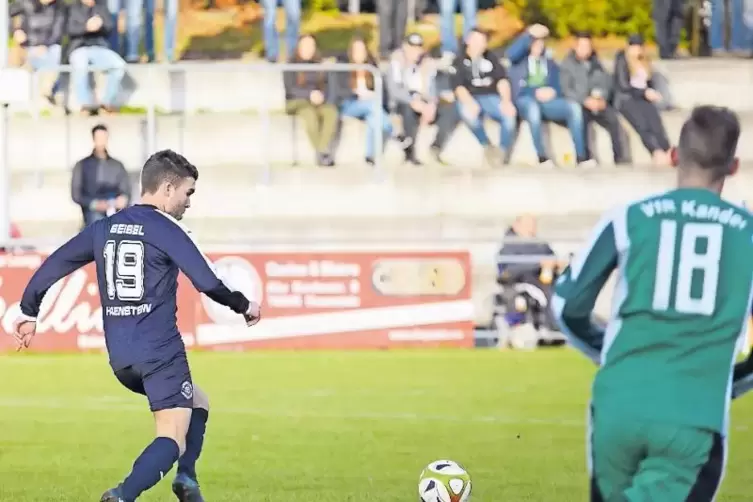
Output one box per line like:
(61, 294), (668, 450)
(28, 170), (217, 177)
(8, 0), (66, 47)
(283, 60), (333, 102)
(497, 228), (555, 283)
(450, 50), (508, 96)
(66, 0), (113, 54)
(71, 152), (131, 210)
(612, 50), (655, 109)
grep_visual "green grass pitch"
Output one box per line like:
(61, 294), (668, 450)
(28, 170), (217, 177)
(1, 348), (751, 501)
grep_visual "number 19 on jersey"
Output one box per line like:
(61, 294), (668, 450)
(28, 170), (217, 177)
(104, 240), (146, 302)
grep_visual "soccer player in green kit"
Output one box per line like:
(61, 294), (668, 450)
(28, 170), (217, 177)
(552, 105), (753, 502)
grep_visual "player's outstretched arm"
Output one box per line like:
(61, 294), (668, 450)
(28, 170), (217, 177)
(551, 212), (619, 365)
(156, 217), (260, 325)
(13, 225), (96, 350)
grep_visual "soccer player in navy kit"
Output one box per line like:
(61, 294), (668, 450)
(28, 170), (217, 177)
(11, 150), (260, 502)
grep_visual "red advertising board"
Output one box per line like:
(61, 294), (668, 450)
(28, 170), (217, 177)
(0, 251), (474, 353)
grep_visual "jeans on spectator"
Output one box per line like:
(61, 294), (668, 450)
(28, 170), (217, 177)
(27, 44), (62, 96)
(341, 97), (393, 160)
(618, 97), (671, 154)
(145, 0), (178, 61)
(109, 0), (178, 62)
(70, 46), (127, 108)
(439, 0), (477, 54)
(262, 0), (301, 61)
(516, 95), (587, 162)
(710, 0), (753, 51)
(458, 93), (516, 150)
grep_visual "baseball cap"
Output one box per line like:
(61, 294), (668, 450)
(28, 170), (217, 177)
(405, 32), (424, 47)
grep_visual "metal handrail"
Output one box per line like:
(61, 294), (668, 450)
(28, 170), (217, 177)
(23, 61), (386, 183)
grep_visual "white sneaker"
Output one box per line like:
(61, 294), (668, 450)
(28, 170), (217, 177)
(577, 159), (598, 169)
(539, 159), (557, 169)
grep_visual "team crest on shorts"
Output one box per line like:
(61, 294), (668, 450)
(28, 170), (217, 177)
(181, 381), (194, 400)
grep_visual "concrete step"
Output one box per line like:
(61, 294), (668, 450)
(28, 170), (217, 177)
(9, 59), (753, 115)
(8, 109), (753, 174)
(11, 167), (752, 227)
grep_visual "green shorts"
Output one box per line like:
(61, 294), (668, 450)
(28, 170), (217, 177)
(588, 407), (725, 502)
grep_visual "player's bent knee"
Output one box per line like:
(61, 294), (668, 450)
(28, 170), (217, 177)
(153, 407), (192, 455)
(192, 384), (210, 411)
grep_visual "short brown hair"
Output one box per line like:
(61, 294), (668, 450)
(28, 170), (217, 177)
(140, 150), (199, 195)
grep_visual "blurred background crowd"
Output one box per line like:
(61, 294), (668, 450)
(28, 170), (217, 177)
(2, 0), (752, 347)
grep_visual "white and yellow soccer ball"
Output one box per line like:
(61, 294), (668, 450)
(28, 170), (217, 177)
(418, 460), (472, 502)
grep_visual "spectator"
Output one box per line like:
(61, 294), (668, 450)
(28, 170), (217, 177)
(388, 33), (437, 165)
(560, 32), (629, 165)
(108, 0), (178, 63)
(283, 34), (339, 167)
(613, 35), (672, 166)
(495, 214), (561, 348)
(336, 35), (392, 166)
(71, 124), (131, 226)
(653, 0), (685, 59)
(506, 24), (594, 168)
(709, 0), (753, 56)
(378, 0), (408, 60)
(262, 0), (301, 62)
(439, 0), (477, 63)
(452, 27), (516, 167)
(8, 0), (65, 103)
(429, 66), (462, 164)
(67, 0), (126, 115)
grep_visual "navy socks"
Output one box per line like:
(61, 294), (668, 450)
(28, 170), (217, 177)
(177, 408), (209, 481)
(120, 436), (180, 501)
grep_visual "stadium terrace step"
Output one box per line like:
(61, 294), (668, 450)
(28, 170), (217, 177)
(10, 58), (753, 115)
(7, 109), (753, 174)
(11, 167), (752, 234)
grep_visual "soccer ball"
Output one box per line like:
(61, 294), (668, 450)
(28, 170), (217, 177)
(418, 460), (472, 502)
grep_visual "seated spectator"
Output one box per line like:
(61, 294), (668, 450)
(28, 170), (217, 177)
(67, 0), (126, 115)
(496, 214), (562, 347)
(613, 35), (672, 166)
(283, 34), (339, 167)
(452, 27), (516, 167)
(9, 0), (65, 103)
(506, 25), (594, 168)
(560, 32), (630, 165)
(336, 35), (393, 166)
(429, 66), (462, 164)
(71, 124), (131, 226)
(388, 33), (438, 165)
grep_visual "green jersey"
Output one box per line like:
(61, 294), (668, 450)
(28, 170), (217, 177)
(553, 188), (753, 433)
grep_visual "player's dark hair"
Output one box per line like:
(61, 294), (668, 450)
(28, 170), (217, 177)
(140, 149), (199, 195)
(91, 124), (107, 137)
(677, 105), (740, 179)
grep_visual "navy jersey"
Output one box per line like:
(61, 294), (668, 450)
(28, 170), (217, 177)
(20, 204), (249, 369)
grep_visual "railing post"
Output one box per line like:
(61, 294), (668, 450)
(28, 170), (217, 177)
(373, 70), (386, 182)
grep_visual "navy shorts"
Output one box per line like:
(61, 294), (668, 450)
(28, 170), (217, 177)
(114, 351), (194, 412)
